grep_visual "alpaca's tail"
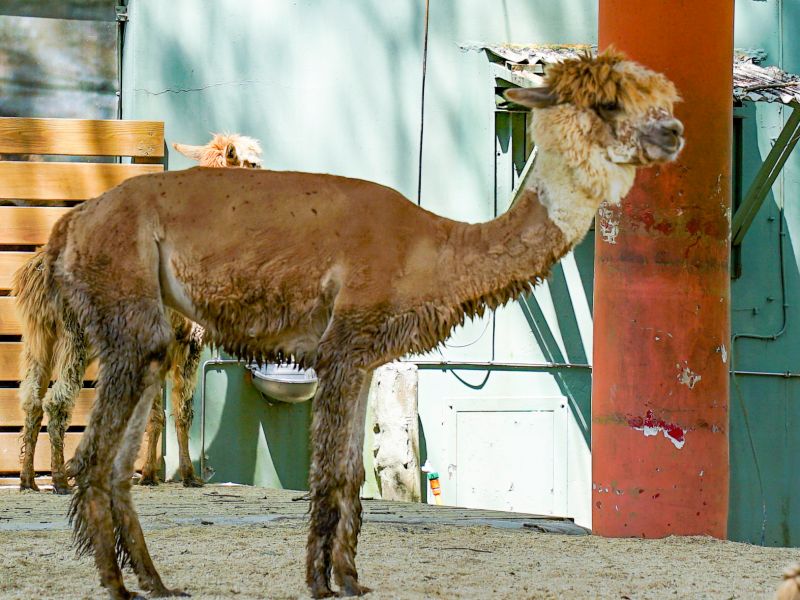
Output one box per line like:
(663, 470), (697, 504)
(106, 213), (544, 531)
(777, 564), (800, 600)
(12, 248), (61, 381)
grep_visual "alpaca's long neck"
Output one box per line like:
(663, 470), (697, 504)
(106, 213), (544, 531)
(442, 148), (632, 312)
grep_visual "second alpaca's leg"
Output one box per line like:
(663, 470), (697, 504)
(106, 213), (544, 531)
(19, 342), (54, 491)
(44, 310), (87, 494)
(170, 317), (204, 486)
(139, 386), (165, 486)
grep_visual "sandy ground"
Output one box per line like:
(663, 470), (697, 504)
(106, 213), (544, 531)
(0, 484), (797, 599)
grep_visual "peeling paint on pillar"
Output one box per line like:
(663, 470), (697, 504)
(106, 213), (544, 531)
(677, 362), (702, 389)
(592, 1), (732, 539)
(627, 410), (687, 449)
(598, 201), (621, 244)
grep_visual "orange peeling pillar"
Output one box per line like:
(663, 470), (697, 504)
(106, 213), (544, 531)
(592, 2), (733, 537)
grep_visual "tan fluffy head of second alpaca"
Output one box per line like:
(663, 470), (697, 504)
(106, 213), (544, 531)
(172, 132), (263, 168)
(505, 48), (683, 244)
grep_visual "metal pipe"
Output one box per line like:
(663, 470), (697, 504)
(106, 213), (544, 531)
(199, 355), (243, 480)
(408, 360), (800, 379)
(194, 352), (798, 480)
(732, 370), (800, 379)
(406, 359), (591, 371)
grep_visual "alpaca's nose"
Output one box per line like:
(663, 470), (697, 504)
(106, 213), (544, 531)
(651, 118), (684, 150)
(660, 118), (684, 138)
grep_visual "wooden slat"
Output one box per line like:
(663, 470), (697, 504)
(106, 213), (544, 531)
(0, 117), (165, 157)
(0, 206), (70, 245)
(0, 161), (163, 201)
(0, 388), (95, 427)
(0, 252), (33, 291)
(0, 342), (98, 381)
(0, 432), (154, 473)
(0, 297), (20, 335)
(0, 432), (80, 472)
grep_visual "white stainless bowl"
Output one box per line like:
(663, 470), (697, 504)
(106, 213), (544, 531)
(248, 363), (318, 404)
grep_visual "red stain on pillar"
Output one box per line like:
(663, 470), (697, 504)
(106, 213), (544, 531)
(592, 1), (732, 538)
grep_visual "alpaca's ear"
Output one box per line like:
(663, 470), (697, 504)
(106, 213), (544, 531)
(504, 87), (559, 109)
(172, 142), (204, 162)
(225, 143), (238, 164)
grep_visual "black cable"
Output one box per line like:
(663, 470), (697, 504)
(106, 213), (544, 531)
(416, 0), (430, 206)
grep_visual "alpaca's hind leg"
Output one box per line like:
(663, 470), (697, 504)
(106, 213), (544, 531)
(68, 312), (178, 600)
(69, 359), (157, 600)
(19, 344), (53, 491)
(170, 323), (204, 487)
(139, 386), (165, 486)
(44, 312), (87, 494)
(306, 363), (373, 598)
(111, 370), (187, 597)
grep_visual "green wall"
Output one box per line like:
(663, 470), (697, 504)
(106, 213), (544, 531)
(728, 0), (800, 546)
(123, 0), (800, 545)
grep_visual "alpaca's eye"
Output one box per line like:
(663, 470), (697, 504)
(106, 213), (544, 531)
(598, 101), (620, 113)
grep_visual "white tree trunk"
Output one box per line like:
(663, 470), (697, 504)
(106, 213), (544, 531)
(368, 363), (420, 502)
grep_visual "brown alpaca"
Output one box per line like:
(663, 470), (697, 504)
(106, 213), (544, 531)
(15, 133), (262, 494)
(43, 51), (683, 598)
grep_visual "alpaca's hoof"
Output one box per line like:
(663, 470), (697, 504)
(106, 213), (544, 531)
(52, 482), (72, 495)
(19, 479), (40, 492)
(149, 587), (190, 598)
(139, 475), (160, 486)
(337, 581), (372, 597)
(181, 476), (204, 488)
(309, 579), (336, 599)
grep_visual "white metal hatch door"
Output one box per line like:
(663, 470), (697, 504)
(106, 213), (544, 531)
(443, 396), (568, 516)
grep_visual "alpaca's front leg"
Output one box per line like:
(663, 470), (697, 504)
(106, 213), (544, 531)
(19, 353), (51, 491)
(331, 370), (373, 596)
(44, 317), (87, 494)
(140, 386), (165, 485)
(306, 364), (373, 598)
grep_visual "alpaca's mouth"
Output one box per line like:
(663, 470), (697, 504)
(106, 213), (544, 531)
(641, 118), (685, 163)
(643, 138), (684, 162)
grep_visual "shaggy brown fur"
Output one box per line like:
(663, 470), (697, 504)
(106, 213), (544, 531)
(547, 49), (679, 113)
(43, 51), (683, 599)
(15, 133), (262, 495)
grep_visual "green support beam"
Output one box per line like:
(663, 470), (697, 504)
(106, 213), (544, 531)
(732, 101), (800, 246)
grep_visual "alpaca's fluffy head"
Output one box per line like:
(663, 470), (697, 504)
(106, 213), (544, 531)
(172, 133), (263, 169)
(505, 49), (684, 168)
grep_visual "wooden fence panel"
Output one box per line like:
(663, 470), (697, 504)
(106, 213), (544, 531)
(0, 162), (162, 201)
(0, 117), (164, 157)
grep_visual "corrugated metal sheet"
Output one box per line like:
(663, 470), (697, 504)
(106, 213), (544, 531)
(474, 44), (800, 106)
